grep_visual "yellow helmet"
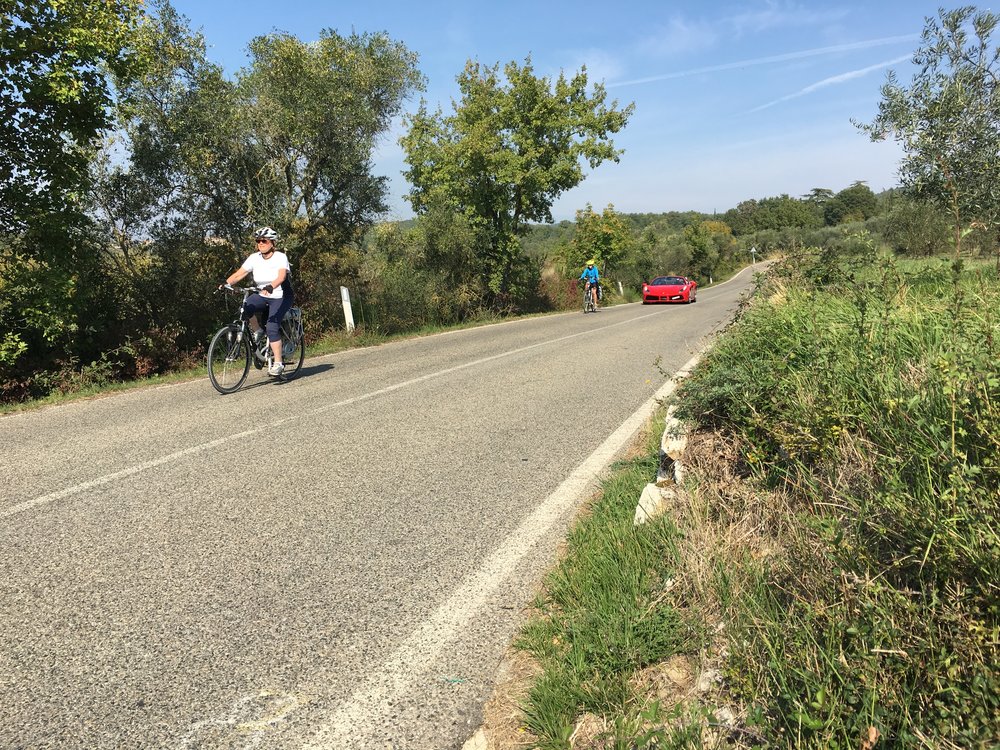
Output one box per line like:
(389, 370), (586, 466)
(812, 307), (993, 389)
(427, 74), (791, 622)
(587, 259), (595, 266)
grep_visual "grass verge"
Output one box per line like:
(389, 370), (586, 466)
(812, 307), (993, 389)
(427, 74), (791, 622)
(509, 413), (708, 749)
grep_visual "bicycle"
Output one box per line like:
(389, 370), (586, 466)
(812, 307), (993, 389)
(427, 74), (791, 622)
(583, 281), (597, 313)
(207, 284), (306, 394)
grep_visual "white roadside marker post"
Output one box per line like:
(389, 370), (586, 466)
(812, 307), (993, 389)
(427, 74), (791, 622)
(340, 286), (356, 333)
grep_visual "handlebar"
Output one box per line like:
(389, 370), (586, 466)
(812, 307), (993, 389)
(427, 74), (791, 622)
(217, 283), (263, 294)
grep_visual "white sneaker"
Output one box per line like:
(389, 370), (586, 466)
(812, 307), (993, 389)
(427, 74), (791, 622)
(268, 362), (284, 377)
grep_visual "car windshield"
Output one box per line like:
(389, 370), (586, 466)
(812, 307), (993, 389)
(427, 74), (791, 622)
(651, 276), (686, 285)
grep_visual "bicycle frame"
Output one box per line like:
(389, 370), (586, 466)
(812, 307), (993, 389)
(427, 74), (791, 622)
(226, 286), (270, 365)
(583, 281), (597, 312)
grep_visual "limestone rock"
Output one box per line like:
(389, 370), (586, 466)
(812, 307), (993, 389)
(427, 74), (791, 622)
(634, 483), (677, 525)
(461, 728), (488, 750)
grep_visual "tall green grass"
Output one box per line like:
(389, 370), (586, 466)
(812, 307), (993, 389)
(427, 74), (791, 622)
(676, 244), (999, 747)
(515, 425), (698, 749)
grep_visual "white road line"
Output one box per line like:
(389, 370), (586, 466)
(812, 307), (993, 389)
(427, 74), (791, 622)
(302, 351), (704, 749)
(3, 309), (673, 520)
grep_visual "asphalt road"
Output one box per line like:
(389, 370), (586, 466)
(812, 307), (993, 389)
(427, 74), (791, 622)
(1, 265), (760, 749)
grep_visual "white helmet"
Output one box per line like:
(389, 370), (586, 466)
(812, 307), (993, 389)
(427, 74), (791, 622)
(254, 226), (278, 242)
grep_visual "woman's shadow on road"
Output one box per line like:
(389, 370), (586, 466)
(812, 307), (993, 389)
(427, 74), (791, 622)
(240, 362), (336, 391)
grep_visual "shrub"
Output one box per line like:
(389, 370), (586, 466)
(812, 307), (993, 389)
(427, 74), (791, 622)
(676, 249), (1000, 747)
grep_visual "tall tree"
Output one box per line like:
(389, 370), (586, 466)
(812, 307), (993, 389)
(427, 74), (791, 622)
(723, 194), (819, 235)
(104, 12), (424, 257)
(683, 222), (717, 280)
(96, 1), (248, 255)
(0, 0), (145, 232)
(803, 188), (835, 205)
(0, 0), (146, 380)
(824, 181), (878, 225)
(567, 203), (633, 277)
(857, 6), (1000, 255)
(240, 29), (424, 255)
(73, 5), (424, 382)
(400, 57), (633, 303)
(92, 9), (424, 323)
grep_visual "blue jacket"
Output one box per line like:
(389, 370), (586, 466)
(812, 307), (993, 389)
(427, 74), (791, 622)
(580, 265), (599, 283)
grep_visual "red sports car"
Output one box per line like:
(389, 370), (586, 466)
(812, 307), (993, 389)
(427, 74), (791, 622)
(641, 275), (698, 304)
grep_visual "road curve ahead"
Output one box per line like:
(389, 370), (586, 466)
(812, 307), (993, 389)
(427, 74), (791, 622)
(1, 265), (762, 749)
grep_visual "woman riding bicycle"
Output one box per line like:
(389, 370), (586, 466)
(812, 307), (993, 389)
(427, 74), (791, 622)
(580, 259), (600, 310)
(221, 227), (294, 377)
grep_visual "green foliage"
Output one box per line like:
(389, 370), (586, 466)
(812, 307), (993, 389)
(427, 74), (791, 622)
(0, 0), (145, 231)
(0, 0), (147, 384)
(107, 4), (424, 254)
(824, 181), (878, 225)
(354, 211), (488, 333)
(2, 1), (426, 402)
(401, 57), (633, 305)
(881, 195), (951, 255)
(624, 211), (713, 235)
(682, 221), (735, 280)
(723, 193), (822, 236)
(240, 28), (424, 253)
(676, 251), (1000, 747)
(563, 203), (633, 276)
(857, 6), (1000, 254)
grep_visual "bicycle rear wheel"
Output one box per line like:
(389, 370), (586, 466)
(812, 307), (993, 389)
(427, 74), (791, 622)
(208, 326), (251, 394)
(280, 331), (305, 379)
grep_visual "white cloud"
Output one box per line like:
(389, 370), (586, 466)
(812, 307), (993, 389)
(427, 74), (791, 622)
(635, 3), (855, 60)
(725, 1), (849, 36)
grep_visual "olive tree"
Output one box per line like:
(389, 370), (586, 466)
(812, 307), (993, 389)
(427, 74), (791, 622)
(566, 203), (633, 280)
(240, 29), (424, 255)
(857, 6), (1000, 255)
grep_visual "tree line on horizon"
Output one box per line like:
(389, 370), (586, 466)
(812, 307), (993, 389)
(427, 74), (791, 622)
(1, 1), (997, 404)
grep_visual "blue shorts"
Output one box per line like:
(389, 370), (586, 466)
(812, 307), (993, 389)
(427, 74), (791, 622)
(242, 293), (293, 342)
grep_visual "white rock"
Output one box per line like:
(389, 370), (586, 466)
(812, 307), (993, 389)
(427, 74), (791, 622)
(660, 406), (688, 457)
(661, 432), (688, 460)
(461, 728), (488, 750)
(696, 669), (722, 693)
(633, 484), (677, 525)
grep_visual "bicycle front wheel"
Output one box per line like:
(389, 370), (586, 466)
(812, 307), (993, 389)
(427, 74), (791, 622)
(208, 326), (251, 394)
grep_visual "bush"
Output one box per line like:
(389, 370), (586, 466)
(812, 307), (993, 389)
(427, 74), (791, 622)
(676, 249), (1000, 747)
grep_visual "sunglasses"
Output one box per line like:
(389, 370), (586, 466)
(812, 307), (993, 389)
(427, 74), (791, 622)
(256, 239), (272, 245)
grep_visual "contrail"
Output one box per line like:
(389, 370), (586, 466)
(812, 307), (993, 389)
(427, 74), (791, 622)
(608, 34), (917, 88)
(748, 54), (912, 112)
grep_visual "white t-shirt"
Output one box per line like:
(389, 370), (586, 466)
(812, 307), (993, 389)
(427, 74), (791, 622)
(241, 251), (291, 299)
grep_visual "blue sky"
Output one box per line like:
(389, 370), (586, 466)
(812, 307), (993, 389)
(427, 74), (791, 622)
(168, 0), (954, 222)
